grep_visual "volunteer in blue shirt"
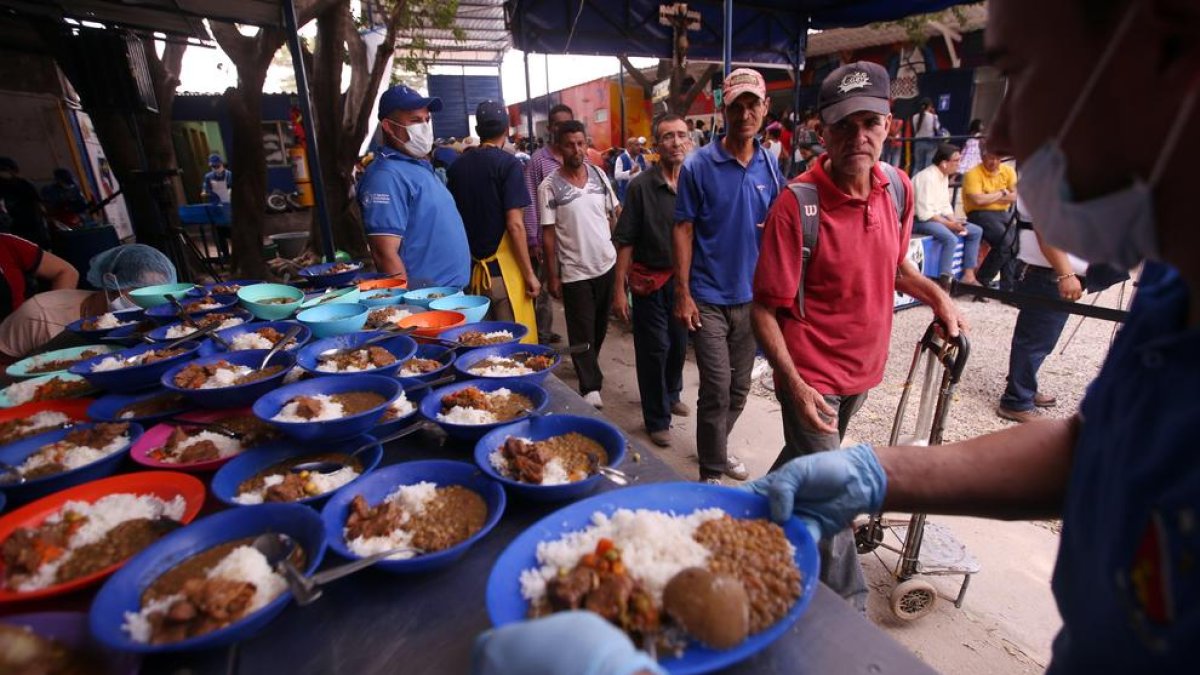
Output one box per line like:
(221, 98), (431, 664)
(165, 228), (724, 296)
(358, 85), (470, 288)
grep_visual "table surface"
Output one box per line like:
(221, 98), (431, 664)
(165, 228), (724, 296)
(3, 333), (934, 675)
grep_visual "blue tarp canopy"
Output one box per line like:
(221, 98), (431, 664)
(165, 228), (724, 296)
(506, 0), (975, 66)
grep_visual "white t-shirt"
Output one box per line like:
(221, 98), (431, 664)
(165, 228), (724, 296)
(911, 110), (939, 138)
(538, 166), (618, 283)
(1015, 197), (1088, 274)
(911, 164), (952, 222)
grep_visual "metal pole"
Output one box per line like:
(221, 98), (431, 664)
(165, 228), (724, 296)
(523, 51), (534, 143)
(723, 0), (733, 76)
(617, 58), (626, 144)
(791, 27), (807, 174)
(282, 0), (336, 262)
(544, 53), (551, 142)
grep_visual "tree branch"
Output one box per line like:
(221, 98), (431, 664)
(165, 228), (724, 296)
(617, 54), (653, 91)
(679, 64), (718, 112)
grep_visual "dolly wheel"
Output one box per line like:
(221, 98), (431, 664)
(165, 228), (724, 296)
(890, 579), (937, 621)
(855, 523), (883, 554)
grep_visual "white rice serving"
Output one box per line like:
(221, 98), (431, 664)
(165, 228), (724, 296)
(343, 481), (437, 560)
(464, 330), (513, 343)
(387, 393), (415, 419)
(165, 317), (245, 339)
(197, 365), (254, 389)
(488, 443), (572, 485)
(17, 432), (130, 476)
(436, 387), (513, 425)
(4, 379), (73, 406)
(4, 411), (70, 438)
(234, 465), (360, 505)
(273, 394), (345, 423)
(470, 358), (534, 377)
(88, 313), (134, 330)
(162, 431), (244, 463)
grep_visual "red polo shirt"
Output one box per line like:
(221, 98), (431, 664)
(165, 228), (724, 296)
(0, 233), (42, 319)
(753, 156), (913, 395)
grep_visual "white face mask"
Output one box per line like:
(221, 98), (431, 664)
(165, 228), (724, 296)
(388, 119), (433, 158)
(1019, 4), (1199, 271)
(102, 273), (137, 312)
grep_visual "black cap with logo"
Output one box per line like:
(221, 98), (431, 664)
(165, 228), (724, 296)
(475, 100), (509, 139)
(818, 61), (891, 125)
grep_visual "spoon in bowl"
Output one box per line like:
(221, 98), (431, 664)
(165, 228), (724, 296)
(289, 418), (447, 475)
(252, 532), (424, 606)
(259, 324), (304, 370)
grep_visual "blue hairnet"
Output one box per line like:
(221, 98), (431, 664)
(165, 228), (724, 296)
(87, 245), (177, 290)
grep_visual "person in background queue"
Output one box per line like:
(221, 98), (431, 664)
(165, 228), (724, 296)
(523, 103), (576, 345)
(0, 157), (49, 249)
(358, 85), (470, 288)
(912, 143), (984, 284)
(539, 120), (620, 409)
(674, 67), (783, 484)
(612, 113), (692, 447)
(962, 145), (1019, 288)
(586, 137), (605, 168)
(613, 137), (648, 203)
(447, 100), (540, 342)
(201, 154), (232, 206)
(41, 168), (89, 228)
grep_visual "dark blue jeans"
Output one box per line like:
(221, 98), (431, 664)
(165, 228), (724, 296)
(631, 281), (687, 432)
(1000, 263), (1072, 411)
(912, 220), (983, 277)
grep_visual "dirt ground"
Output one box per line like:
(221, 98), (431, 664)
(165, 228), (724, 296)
(546, 280), (1133, 674)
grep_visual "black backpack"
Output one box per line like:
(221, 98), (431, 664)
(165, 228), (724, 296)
(786, 162), (908, 316)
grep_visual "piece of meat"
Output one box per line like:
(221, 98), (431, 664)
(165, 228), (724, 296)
(502, 437), (549, 484)
(344, 495), (404, 540)
(546, 566), (598, 611)
(584, 572), (636, 622)
(293, 396), (324, 420)
(263, 474), (309, 502)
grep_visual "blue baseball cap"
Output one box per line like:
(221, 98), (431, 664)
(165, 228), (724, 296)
(208, 153), (224, 165)
(378, 85), (443, 119)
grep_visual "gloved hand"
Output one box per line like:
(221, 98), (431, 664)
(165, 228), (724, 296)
(472, 611), (665, 675)
(740, 443), (887, 541)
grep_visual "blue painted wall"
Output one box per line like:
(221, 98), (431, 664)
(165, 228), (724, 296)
(427, 74), (503, 140)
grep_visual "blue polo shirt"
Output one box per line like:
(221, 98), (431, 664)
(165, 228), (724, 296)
(674, 139), (782, 305)
(1048, 261), (1198, 672)
(358, 146), (470, 287)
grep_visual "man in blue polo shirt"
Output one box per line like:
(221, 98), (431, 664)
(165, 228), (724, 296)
(359, 85), (470, 288)
(674, 68), (783, 484)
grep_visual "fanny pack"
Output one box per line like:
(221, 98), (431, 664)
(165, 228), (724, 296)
(628, 262), (673, 296)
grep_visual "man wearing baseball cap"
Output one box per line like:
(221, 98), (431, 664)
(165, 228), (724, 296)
(358, 85), (470, 287)
(446, 100), (539, 342)
(674, 67), (784, 485)
(751, 61), (964, 610)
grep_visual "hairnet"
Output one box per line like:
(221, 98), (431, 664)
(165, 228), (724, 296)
(87, 245), (177, 290)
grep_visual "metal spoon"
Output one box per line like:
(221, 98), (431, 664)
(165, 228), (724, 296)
(290, 419), (445, 475)
(260, 324), (304, 370)
(311, 286), (359, 307)
(252, 532), (424, 606)
(165, 294), (195, 327)
(0, 461), (24, 486)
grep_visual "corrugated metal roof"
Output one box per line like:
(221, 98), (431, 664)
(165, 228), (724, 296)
(396, 0), (509, 65)
(0, 0), (283, 41)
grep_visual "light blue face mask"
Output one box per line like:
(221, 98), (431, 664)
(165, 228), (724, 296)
(102, 272), (137, 312)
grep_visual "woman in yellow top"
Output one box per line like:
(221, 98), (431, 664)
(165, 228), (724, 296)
(962, 147), (1019, 287)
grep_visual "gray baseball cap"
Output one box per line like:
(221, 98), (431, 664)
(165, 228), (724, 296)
(818, 61), (891, 125)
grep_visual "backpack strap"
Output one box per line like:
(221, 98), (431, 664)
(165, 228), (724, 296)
(786, 182), (820, 317)
(879, 162), (907, 228)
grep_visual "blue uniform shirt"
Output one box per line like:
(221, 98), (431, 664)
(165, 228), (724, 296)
(1050, 261), (1199, 672)
(674, 139), (782, 305)
(358, 146), (470, 288)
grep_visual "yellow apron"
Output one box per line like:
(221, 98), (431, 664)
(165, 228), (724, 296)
(469, 233), (538, 344)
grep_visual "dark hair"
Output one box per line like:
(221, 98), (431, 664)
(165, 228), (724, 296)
(695, 120), (705, 129)
(767, 127), (782, 139)
(933, 143), (961, 165)
(555, 119), (587, 144)
(653, 113), (686, 141)
(969, 118), (984, 134)
(920, 98), (933, 110)
(548, 103), (573, 120)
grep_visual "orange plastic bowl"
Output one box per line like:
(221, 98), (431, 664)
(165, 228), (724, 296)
(398, 310), (465, 339)
(358, 277), (407, 292)
(0, 472), (205, 603)
(0, 398), (94, 425)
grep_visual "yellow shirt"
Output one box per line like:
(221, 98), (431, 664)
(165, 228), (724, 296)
(962, 163), (1018, 213)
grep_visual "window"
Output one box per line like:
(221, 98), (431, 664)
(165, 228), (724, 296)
(262, 121), (295, 167)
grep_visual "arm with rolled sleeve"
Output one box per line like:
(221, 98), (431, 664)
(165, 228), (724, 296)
(893, 171), (968, 337)
(502, 159), (538, 292)
(359, 167), (409, 276)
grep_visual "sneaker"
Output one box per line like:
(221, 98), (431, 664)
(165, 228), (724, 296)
(700, 476), (723, 485)
(670, 401), (691, 417)
(538, 331), (564, 345)
(648, 430), (672, 447)
(996, 406), (1040, 423)
(751, 356), (773, 381)
(583, 391), (603, 409)
(1034, 392), (1057, 408)
(723, 454), (749, 481)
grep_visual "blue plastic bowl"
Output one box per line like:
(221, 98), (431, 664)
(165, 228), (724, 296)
(145, 294), (240, 323)
(197, 321), (313, 357)
(296, 303), (369, 339)
(89, 503), (326, 653)
(144, 309), (253, 342)
(87, 389), (191, 426)
(453, 343), (562, 385)
(237, 283), (306, 321)
(296, 331), (418, 379)
(402, 286), (462, 309)
(320, 460), (505, 573)
(395, 344), (456, 386)
(369, 384), (429, 439)
(160, 349), (296, 408)
(474, 415), (627, 502)
(187, 279), (261, 300)
(0, 423), (144, 505)
(440, 321), (529, 350)
(252, 374), (401, 442)
(298, 287), (362, 311)
(66, 309), (146, 340)
(210, 436), (383, 509)
(69, 341), (203, 394)
(419, 378), (549, 441)
(429, 294), (490, 324)
(298, 261), (363, 288)
(127, 283), (197, 309)
(357, 288), (408, 308)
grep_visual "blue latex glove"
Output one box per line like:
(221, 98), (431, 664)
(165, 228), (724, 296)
(472, 611), (665, 675)
(741, 443), (887, 541)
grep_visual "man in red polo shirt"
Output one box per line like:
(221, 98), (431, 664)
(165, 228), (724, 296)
(751, 61), (966, 611)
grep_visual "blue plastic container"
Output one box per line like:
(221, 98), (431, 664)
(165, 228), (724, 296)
(0, 423), (144, 505)
(429, 294), (490, 323)
(145, 295), (239, 323)
(144, 310), (253, 342)
(296, 303), (369, 339)
(87, 389), (190, 426)
(395, 344), (456, 385)
(453, 342), (561, 385)
(252, 374), (401, 442)
(237, 283), (306, 321)
(66, 309), (145, 340)
(127, 283), (197, 309)
(296, 331), (418, 378)
(401, 286), (462, 309)
(419, 378), (548, 441)
(440, 321), (528, 350)
(298, 261), (363, 288)
(69, 341), (203, 394)
(357, 288), (408, 308)
(210, 436), (383, 509)
(160, 349), (296, 408)
(197, 321), (312, 357)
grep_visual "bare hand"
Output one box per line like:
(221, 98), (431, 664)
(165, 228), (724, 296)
(786, 379), (838, 435)
(525, 274), (542, 299)
(674, 291), (702, 331)
(934, 300), (969, 338)
(1058, 274), (1083, 301)
(612, 288), (629, 321)
(548, 277), (562, 300)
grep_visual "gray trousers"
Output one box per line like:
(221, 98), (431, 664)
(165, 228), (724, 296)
(773, 388), (871, 613)
(692, 302), (757, 478)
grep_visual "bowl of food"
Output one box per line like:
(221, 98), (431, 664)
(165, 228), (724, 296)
(69, 341), (203, 394)
(0, 423), (143, 505)
(87, 390), (190, 426)
(211, 436), (383, 508)
(126, 284), (197, 310)
(89, 503), (326, 653)
(237, 283), (306, 321)
(397, 310), (465, 340)
(188, 280), (260, 300)
(358, 277), (407, 292)
(363, 303), (425, 330)
(357, 288), (409, 309)
(298, 286), (362, 311)
(6, 345), (117, 380)
(144, 294), (239, 323)
(453, 343), (562, 385)
(401, 286), (462, 309)
(160, 350), (296, 408)
(395, 344), (456, 384)
(252, 374), (401, 442)
(440, 321), (529, 350)
(0, 611), (142, 675)
(130, 410), (283, 473)
(0, 472), (205, 603)
(419, 378), (548, 441)
(197, 321), (312, 357)
(428, 294), (490, 324)
(369, 388), (425, 439)
(474, 414), (627, 502)
(296, 331), (418, 378)
(295, 303), (369, 339)
(320, 460), (505, 573)
(0, 400), (93, 446)
(67, 309), (145, 340)
(0, 374), (96, 408)
(145, 309), (253, 341)
(298, 261), (363, 288)
(486, 484), (820, 674)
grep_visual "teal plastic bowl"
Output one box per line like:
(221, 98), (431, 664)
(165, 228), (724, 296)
(299, 287), (361, 311)
(238, 283), (305, 320)
(127, 283), (197, 309)
(402, 286), (462, 309)
(358, 288), (408, 308)
(429, 294), (490, 323)
(296, 302), (369, 338)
